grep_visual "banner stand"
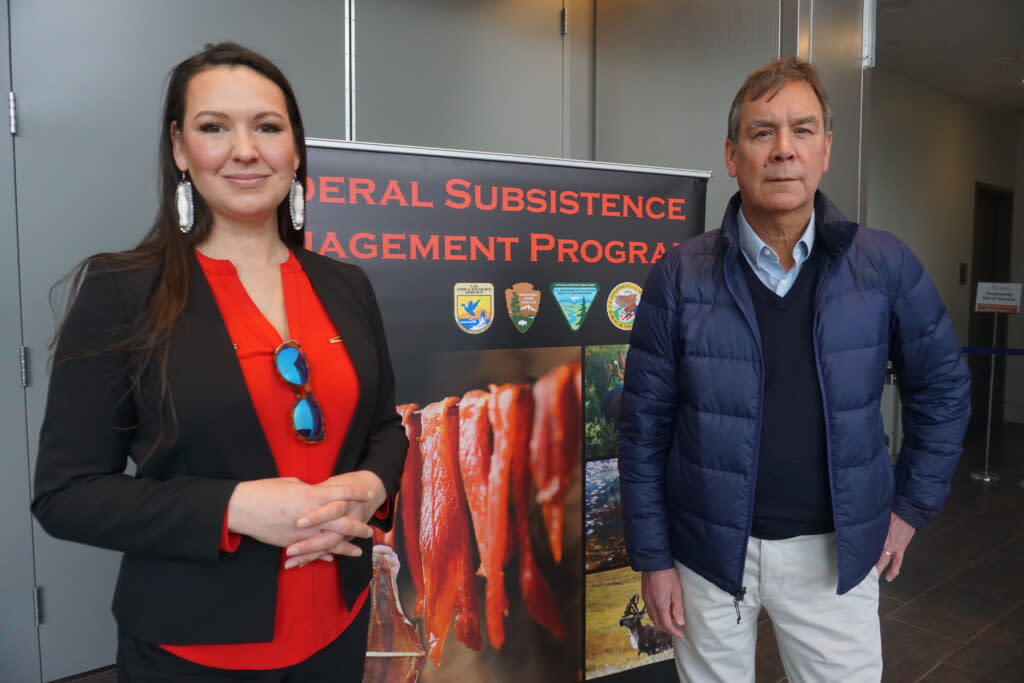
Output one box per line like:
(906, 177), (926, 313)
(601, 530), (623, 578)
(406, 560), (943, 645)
(303, 138), (710, 681)
(970, 312), (1001, 484)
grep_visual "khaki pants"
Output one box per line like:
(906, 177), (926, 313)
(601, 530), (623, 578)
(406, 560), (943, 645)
(673, 533), (882, 683)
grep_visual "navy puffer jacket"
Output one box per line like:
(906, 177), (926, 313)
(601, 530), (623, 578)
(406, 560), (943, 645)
(619, 191), (970, 595)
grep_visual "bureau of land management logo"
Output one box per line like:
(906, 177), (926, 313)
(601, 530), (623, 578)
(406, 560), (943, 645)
(550, 283), (599, 332)
(454, 283), (494, 334)
(607, 282), (642, 331)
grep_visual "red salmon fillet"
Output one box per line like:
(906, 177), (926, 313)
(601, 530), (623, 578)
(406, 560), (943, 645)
(483, 383), (529, 649)
(458, 390), (492, 573)
(420, 397), (480, 665)
(529, 360), (581, 563)
(512, 386), (566, 638)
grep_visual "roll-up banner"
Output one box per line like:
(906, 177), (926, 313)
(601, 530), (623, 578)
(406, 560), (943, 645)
(305, 139), (708, 683)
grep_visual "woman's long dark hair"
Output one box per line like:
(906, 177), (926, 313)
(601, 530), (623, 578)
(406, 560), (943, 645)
(53, 42), (308, 451)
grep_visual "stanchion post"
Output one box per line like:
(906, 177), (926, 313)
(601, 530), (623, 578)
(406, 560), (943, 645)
(971, 313), (1000, 484)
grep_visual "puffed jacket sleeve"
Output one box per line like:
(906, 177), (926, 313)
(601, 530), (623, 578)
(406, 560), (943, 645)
(32, 264), (239, 563)
(617, 252), (681, 571)
(353, 267), (407, 532)
(888, 240), (971, 528)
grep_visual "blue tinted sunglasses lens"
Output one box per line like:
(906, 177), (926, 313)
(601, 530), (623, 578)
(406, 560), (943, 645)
(292, 395), (324, 442)
(275, 345), (309, 387)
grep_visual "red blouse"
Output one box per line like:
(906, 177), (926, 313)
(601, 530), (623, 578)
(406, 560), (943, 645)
(161, 249), (367, 670)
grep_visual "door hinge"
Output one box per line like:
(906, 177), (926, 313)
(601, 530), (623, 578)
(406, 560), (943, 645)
(33, 586), (43, 626)
(19, 346), (28, 388)
(560, 7), (568, 36)
(9, 91), (16, 135)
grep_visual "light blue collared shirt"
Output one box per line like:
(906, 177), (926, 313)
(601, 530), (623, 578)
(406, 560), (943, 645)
(737, 208), (816, 297)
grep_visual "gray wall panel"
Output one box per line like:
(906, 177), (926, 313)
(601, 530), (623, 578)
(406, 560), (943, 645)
(10, 2), (348, 678)
(354, 0), (564, 156)
(810, 0), (865, 221)
(566, 0), (595, 160)
(0, 0), (43, 678)
(594, 0), (780, 231)
(781, 0), (812, 60)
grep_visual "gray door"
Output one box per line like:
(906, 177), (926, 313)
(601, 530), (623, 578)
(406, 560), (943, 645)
(0, 0), (43, 680)
(11, 2), (348, 679)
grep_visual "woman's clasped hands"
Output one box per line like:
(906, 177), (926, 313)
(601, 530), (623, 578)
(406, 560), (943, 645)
(226, 470), (388, 569)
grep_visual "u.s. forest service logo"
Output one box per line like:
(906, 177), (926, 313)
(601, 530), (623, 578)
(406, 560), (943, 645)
(550, 283), (599, 332)
(504, 282), (541, 334)
(607, 282), (642, 331)
(454, 283), (495, 334)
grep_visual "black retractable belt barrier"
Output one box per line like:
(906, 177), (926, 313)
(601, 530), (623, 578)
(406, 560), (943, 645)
(962, 342), (1024, 485)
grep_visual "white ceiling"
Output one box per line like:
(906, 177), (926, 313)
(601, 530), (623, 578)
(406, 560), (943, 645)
(874, 0), (1024, 116)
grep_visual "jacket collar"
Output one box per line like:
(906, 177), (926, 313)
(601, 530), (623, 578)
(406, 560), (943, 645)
(290, 248), (377, 475)
(720, 190), (858, 259)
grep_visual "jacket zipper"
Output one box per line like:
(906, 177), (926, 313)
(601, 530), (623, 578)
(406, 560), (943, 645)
(732, 586), (747, 624)
(811, 257), (840, 584)
(722, 245), (763, 620)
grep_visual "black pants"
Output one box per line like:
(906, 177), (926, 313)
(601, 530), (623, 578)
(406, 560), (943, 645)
(116, 600), (370, 682)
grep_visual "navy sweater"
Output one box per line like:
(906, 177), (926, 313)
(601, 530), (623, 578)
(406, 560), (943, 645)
(741, 248), (835, 540)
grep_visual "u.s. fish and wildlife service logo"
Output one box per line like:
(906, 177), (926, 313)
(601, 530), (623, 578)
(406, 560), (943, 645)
(454, 283), (495, 334)
(607, 282), (642, 331)
(550, 283), (599, 332)
(505, 282), (541, 334)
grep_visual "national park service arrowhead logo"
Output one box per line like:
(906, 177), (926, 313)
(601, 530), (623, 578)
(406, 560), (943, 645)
(505, 283), (541, 334)
(454, 283), (494, 334)
(550, 283), (599, 332)
(607, 282), (642, 331)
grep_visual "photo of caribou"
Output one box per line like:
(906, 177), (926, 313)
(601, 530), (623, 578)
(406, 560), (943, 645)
(586, 541), (674, 677)
(618, 594), (673, 657)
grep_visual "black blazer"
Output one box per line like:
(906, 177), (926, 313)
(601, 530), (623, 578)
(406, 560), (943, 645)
(32, 247), (407, 645)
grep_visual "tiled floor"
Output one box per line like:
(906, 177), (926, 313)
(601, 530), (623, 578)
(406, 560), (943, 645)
(754, 423), (1024, 683)
(59, 425), (1024, 683)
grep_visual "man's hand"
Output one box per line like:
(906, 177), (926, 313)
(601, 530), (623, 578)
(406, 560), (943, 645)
(641, 568), (685, 639)
(875, 511), (916, 581)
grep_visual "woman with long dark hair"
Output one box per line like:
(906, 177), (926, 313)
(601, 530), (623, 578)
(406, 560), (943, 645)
(32, 42), (406, 681)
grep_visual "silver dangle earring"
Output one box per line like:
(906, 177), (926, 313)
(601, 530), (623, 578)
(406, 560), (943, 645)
(175, 173), (195, 234)
(289, 176), (305, 231)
